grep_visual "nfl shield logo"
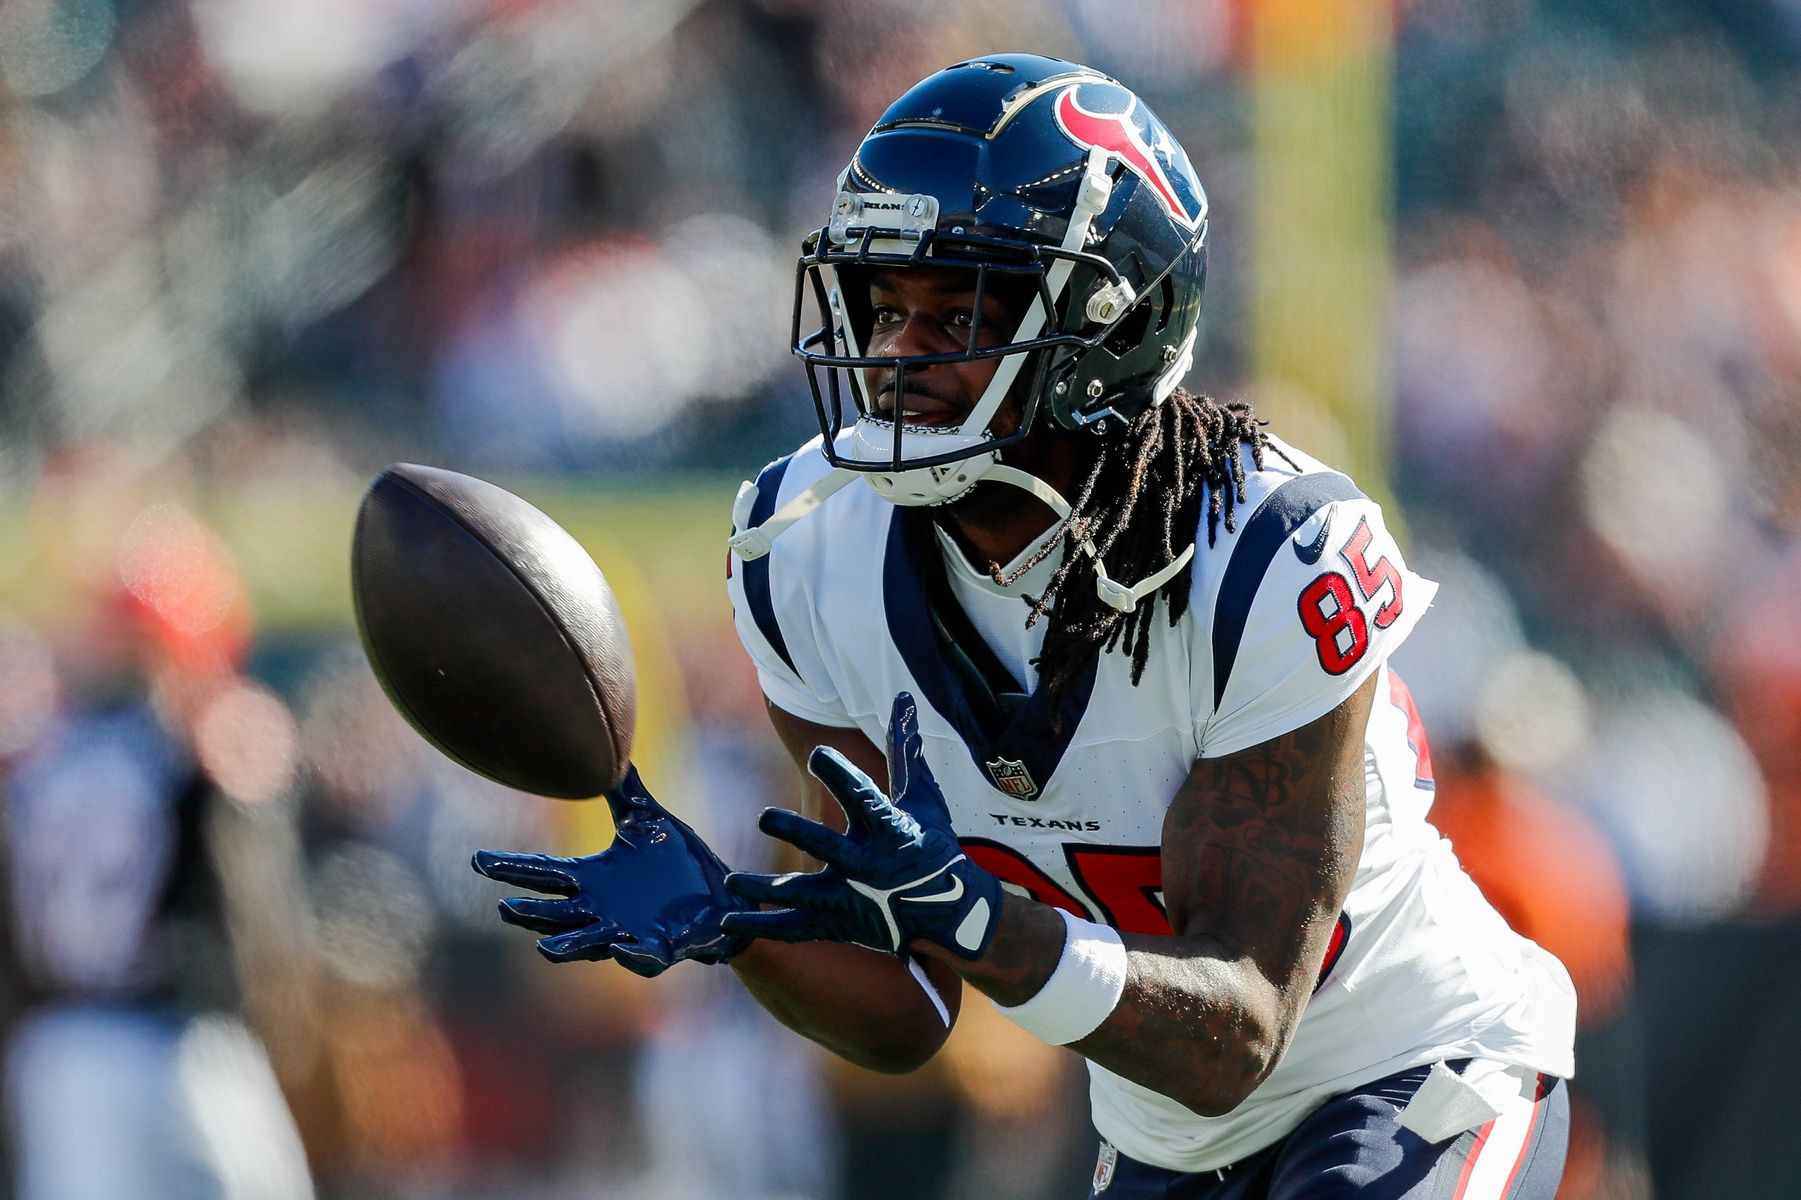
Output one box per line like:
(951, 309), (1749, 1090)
(1093, 1142), (1118, 1193)
(986, 757), (1038, 799)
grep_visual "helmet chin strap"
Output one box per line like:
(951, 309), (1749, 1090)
(980, 465), (1194, 614)
(847, 419), (998, 507)
(729, 459), (1194, 616)
(726, 468), (856, 562)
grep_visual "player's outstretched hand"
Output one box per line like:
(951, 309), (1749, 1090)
(472, 765), (749, 977)
(723, 693), (1002, 960)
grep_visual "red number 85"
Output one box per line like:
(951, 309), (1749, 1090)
(1297, 515), (1403, 675)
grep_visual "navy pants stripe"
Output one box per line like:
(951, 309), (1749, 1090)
(1089, 1063), (1569, 1199)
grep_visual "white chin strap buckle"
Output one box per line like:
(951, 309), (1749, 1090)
(1094, 576), (1139, 611)
(1092, 544), (1195, 613)
(727, 526), (774, 561)
(727, 470), (856, 561)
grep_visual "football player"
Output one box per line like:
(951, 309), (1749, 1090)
(476, 54), (1575, 1198)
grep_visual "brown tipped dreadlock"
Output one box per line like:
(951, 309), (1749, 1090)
(992, 388), (1289, 700)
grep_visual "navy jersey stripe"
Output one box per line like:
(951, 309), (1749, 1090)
(885, 509), (1097, 796)
(740, 456), (797, 676)
(1211, 472), (1365, 707)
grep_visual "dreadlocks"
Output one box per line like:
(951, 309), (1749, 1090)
(992, 388), (1285, 699)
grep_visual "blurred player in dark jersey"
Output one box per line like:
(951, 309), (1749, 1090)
(1, 516), (314, 1200)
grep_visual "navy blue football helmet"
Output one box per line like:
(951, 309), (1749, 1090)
(791, 54), (1210, 507)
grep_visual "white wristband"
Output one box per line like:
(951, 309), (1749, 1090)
(995, 909), (1128, 1045)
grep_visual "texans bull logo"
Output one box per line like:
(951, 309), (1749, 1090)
(1053, 84), (1203, 230)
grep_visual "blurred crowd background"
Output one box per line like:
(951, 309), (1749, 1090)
(3, 0), (1800, 1197)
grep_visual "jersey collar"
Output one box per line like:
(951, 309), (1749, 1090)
(884, 507), (1097, 798)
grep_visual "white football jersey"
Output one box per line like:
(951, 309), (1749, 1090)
(726, 433), (1576, 1173)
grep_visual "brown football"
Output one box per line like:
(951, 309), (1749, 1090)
(351, 463), (636, 798)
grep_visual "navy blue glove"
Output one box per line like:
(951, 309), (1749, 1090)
(471, 765), (749, 977)
(722, 694), (1003, 960)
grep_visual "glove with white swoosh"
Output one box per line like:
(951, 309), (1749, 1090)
(723, 694), (1003, 961)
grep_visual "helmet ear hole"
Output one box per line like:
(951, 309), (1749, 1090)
(1103, 297), (1154, 358)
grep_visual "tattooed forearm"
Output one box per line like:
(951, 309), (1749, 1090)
(930, 674), (1377, 1116)
(1088, 676), (1372, 1113)
(1167, 690), (1369, 959)
(1071, 938), (1274, 1114)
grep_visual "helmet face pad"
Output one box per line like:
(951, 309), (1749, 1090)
(788, 54), (1210, 488)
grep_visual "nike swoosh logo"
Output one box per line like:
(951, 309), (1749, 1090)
(907, 875), (965, 905)
(1294, 513), (1332, 564)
